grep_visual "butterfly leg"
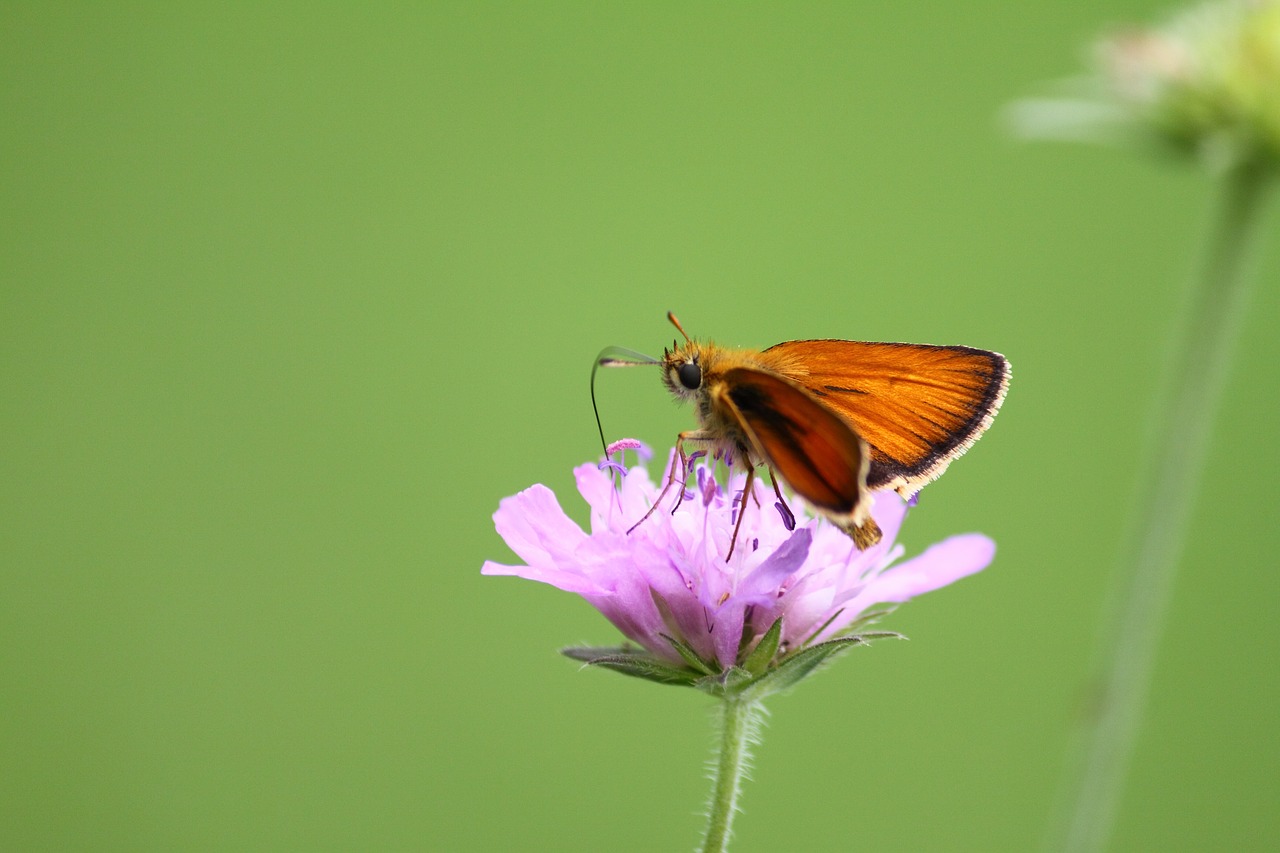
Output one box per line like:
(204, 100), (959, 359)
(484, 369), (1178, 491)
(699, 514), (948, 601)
(626, 430), (709, 536)
(767, 466), (797, 530)
(668, 432), (695, 515)
(726, 459), (756, 561)
(746, 465), (763, 509)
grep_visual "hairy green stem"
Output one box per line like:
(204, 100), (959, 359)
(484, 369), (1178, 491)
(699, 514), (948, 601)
(701, 697), (761, 853)
(1053, 162), (1274, 851)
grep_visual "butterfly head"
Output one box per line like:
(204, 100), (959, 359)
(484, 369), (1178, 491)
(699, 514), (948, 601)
(661, 310), (709, 403)
(661, 341), (704, 400)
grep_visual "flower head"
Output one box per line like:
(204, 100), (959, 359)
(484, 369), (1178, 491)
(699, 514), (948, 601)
(483, 442), (994, 694)
(1009, 0), (1280, 172)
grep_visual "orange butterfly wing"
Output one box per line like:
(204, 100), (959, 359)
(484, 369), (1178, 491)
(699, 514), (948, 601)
(760, 340), (1009, 497)
(712, 366), (870, 518)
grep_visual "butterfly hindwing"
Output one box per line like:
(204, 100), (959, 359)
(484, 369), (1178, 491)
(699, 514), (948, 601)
(713, 365), (870, 517)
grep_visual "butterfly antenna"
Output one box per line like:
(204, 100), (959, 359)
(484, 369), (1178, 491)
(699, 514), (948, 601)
(667, 311), (692, 344)
(590, 358), (609, 457)
(590, 346), (660, 457)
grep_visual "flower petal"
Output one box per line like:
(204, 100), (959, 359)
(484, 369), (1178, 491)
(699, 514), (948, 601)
(740, 528), (812, 596)
(482, 485), (614, 596)
(480, 559), (609, 596)
(491, 484), (587, 567)
(863, 533), (995, 602)
(867, 492), (909, 548)
(574, 463), (619, 534)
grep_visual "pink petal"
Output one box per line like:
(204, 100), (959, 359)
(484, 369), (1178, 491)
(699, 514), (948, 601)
(711, 607), (746, 670)
(491, 484), (587, 567)
(480, 559), (609, 596)
(575, 463), (614, 511)
(868, 492), (910, 544)
(740, 528), (813, 596)
(865, 533), (995, 603)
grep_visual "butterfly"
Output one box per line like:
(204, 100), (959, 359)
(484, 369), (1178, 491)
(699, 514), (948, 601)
(595, 312), (1009, 559)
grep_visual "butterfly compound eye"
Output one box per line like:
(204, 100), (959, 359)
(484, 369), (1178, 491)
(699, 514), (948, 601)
(677, 361), (702, 390)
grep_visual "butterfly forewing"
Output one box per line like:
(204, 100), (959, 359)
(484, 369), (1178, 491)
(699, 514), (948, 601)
(761, 340), (1009, 493)
(715, 366), (869, 516)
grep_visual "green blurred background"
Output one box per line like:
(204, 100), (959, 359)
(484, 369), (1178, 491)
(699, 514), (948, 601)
(3, 2), (1277, 850)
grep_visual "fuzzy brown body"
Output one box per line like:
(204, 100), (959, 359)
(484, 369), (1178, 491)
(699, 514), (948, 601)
(657, 316), (1010, 553)
(664, 343), (808, 468)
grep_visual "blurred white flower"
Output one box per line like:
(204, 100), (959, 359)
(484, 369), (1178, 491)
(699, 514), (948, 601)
(1009, 0), (1280, 172)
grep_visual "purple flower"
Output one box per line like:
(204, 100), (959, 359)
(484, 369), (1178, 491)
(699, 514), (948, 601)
(482, 443), (995, 676)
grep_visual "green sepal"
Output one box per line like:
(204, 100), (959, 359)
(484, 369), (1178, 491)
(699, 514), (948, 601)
(561, 644), (639, 663)
(740, 631), (905, 700)
(560, 627), (905, 695)
(694, 665), (755, 698)
(845, 630), (906, 643)
(742, 618), (783, 676)
(739, 642), (848, 700)
(804, 631), (906, 651)
(560, 645), (701, 687)
(660, 633), (718, 676)
(831, 607), (897, 638)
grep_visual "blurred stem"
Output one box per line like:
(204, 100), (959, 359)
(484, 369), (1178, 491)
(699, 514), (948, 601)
(701, 696), (761, 853)
(1055, 161), (1274, 851)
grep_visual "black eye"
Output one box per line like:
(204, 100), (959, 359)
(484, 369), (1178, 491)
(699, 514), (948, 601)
(677, 361), (701, 390)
